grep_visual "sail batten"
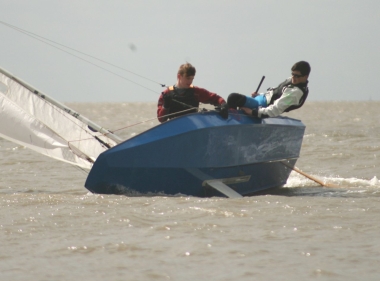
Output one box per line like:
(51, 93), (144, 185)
(0, 67), (124, 170)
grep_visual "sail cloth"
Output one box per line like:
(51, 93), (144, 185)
(0, 67), (123, 170)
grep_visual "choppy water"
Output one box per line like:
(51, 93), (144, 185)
(1, 101), (379, 281)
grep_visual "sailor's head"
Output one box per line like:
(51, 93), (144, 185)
(291, 61), (310, 85)
(177, 63), (196, 88)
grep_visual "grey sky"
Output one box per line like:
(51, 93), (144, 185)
(1, 0), (379, 102)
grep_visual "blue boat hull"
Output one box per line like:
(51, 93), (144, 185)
(85, 110), (305, 197)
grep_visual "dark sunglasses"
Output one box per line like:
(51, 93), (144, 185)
(291, 73), (305, 78)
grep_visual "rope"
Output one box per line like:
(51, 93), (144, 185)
(69, 107), (202, 143)
(0, 20), (166, 93)
(111, 107), (250, 133)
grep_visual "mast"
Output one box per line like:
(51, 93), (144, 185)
(0, 66), (123, 144)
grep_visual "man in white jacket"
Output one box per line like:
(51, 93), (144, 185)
(227, 61), (310, 118)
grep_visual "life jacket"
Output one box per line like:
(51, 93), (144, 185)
(268, 79), (309, 112)
(167, 85), (199, 119)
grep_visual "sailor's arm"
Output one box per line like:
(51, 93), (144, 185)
(157, 92), (169, 123)
(195, 87), (226, 105)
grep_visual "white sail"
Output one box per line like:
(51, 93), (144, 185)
(0, 67), (124, 170)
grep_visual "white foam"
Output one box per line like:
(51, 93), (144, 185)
(285, 172), (380, 189)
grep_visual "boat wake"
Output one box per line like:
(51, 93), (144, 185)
(279, 172), (380, 198)
(286, 172), (379, 188)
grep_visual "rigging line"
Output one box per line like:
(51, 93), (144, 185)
(116, 103), (226, 132)
(68, 107), (201, 143)
(0, 20), (165, 87)
(66, 104), (227, 144)
(69, 100), (218, 137)
(57, 104), (244, 141)
(0, 20), (161, 94)
(171, 98), (199, 109)
(113, 108), (198, 133)
(67, 143), (96, 164)
(110, 101), (228, 133)
(68, 107), (197, 143)
(104, 101), (201, 134)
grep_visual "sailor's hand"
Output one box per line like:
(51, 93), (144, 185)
(163, 93), (172, 109)
(251, 92), (259, 98)
(219, 102), (229, 119)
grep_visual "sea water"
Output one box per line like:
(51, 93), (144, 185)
(0, 101), (379, 281)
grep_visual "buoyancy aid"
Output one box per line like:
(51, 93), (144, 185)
(268, 79), (309, 112)
(167, 85), (199, 118)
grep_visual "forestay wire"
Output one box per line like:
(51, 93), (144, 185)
(0, 20), (166, 94)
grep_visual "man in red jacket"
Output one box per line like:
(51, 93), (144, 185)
(157, 63), (228, 123)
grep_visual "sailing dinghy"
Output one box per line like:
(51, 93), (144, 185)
(0, 66), (305, 198)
